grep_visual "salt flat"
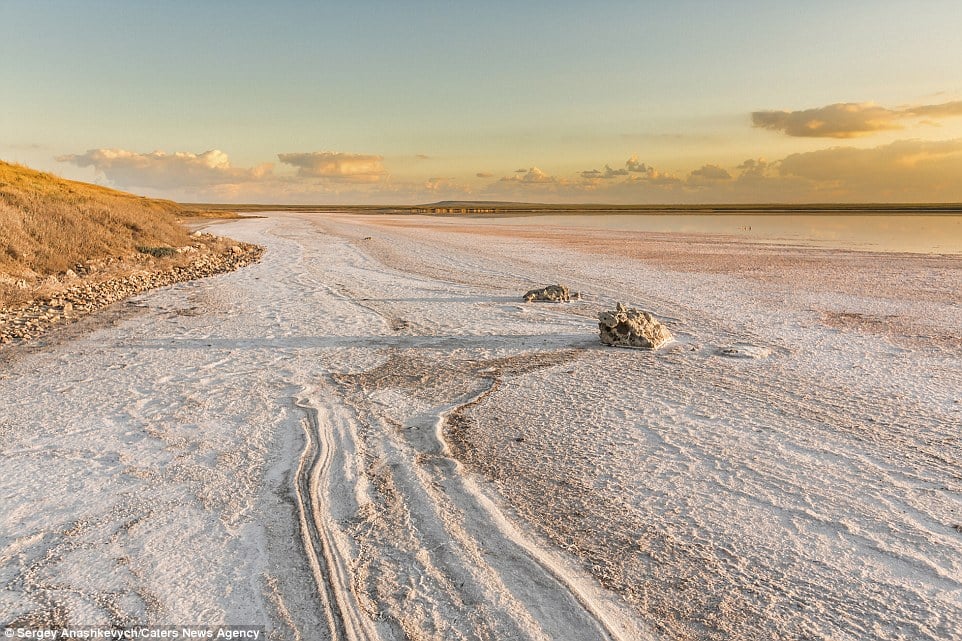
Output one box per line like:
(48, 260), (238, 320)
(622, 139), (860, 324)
(1, 212), (959, 640)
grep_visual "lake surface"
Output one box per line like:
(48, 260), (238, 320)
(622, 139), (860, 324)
(463, 213), (962, 255)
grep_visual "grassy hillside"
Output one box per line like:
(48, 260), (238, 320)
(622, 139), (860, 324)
(0, 161), (193, 283)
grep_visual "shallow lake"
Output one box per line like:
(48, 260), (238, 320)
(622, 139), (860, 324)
(464, 213), (962, 255)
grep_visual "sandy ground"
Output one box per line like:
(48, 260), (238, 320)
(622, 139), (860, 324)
(1, 212), (960, 640)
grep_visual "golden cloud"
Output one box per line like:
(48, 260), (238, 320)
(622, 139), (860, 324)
(687, 164), (732, 185)
(735, 158), (773, 178)
(752, 100), (962, 138)
(580, 156), (678, 184)
(423, 176), (471, 193)
(499, 167), (556, 184)
(278, 151), (387, 182)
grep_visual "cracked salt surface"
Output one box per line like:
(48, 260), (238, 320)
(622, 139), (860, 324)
(1, 211), (960, 640)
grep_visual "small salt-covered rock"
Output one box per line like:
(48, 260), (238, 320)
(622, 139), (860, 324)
(523, 284), (570, 303)
(598, 302), (673, 349)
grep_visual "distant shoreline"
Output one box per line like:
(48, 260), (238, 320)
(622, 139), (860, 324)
(184, 201), (962, 217)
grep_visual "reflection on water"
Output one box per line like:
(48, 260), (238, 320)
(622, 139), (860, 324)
(470, 214), (962, 255)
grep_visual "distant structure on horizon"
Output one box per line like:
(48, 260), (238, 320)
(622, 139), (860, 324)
(409, 201), (550, 214)
(405, 202), (962, 215)
(410, 206), (499, 214)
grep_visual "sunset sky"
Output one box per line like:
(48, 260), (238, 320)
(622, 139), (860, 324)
(3, 1), (962, 204)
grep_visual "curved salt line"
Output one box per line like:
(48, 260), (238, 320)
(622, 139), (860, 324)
(432, 382), (654, 641)
(292, 393), (378, 641)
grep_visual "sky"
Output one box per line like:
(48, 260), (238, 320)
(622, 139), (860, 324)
(3, 0), (962, 204)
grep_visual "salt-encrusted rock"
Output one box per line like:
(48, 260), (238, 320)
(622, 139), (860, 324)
(598, 302), (673, 349)
(523, 284), (570, 303)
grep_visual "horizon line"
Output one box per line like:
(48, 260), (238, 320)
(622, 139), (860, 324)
(182, 201), (962, 212)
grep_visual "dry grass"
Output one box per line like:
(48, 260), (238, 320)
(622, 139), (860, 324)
(0, 161), (198, 306)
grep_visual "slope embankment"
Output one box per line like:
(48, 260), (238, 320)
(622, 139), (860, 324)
(0, 161), (262, 345)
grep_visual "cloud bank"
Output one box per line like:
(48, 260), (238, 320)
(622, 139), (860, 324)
(752, 100), (962, 138)
(56, 147), (396, 201)
(484, 140), (962, 203)
(54, 132), (962, 204)
(57, 149), (272, 190)
(776, 138), (962, 199)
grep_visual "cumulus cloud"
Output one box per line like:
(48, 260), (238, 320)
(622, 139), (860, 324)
(475, 171), (494, 178)
(579, 165), (627, 180)
(581, 156), (675, 183)
(57, 148), (272, 190)
(752, 100), (962, 138)
(423, 176), (471, 194)
(604, 165), (629, 178)
(625, 155), (652, 173)
(500, 167), (556, 184)
(688, 164), (732, 182)
(735, 158), (774, 178)
(277, 151), (386, 182)
(625, 162), (679, 185)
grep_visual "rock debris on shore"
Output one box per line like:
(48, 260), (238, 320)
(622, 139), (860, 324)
(0, 239), (264, 346)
